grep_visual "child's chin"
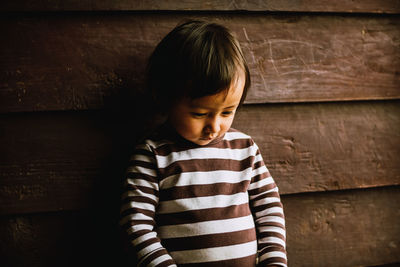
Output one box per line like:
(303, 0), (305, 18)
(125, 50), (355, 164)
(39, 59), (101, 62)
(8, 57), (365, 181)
(195, 138), (213, 146)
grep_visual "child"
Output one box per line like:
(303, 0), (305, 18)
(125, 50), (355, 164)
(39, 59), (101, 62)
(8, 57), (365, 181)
(120, 20), (287, 266)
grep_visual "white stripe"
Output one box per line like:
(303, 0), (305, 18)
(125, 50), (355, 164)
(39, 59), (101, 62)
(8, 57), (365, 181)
(135, 144), (150, 150)
(155, 146), (255, 168)
(120, 213), (153, 225)
(223, 131), (251, 140)
(252, 165), (269, 177)
(160, 168), (252, 189)
(132, 232), (158, 246)
(157, 192), (249, 214)
(126, 224), (153, 235)
(122, 189), (158, 202)
(126, 178), (158, 190)
(258, 236), (286, 248)
(137, 242), (163, 258)
(255, 215), (285, 227)
(249, 186), (279, 200)
(157, 215), (255, 238)
(259, 226), (286, 237)
(127, 165), (157, 177)
(259, 251), (287, 262)
(130, 154), (154, 163)
(170, 240), (257, 264)
(147, 254), (176, 266)
(120, 201), (156, 214)
(255, 206), (284, 217)
(248, 176), (274, 190)
(146, 139), (172, 149)
(253, 197), (281, 207)
(253, 153), (263, 164)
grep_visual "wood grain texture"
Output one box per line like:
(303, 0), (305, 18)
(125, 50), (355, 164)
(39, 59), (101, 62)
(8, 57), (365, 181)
(1, 186), (399, 266)
(233, 101), (400, 194)
(1, 101), (399, 214)
(283, 186), (400, 266)
(1, 0), (399, 13)
(1, 13), (399, 113)
(0, 210), (127, 267)
(0, 111), (121, 215)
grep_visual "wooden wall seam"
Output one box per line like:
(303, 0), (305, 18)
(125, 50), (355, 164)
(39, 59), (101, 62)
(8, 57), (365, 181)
(1, 0), (400, 14)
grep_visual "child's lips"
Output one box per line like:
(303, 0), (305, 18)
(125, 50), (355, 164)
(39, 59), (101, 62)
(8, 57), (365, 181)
(200, 134), (218, 141)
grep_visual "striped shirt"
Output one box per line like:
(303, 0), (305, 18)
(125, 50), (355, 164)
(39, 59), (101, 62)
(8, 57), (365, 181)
(120, 126), (287, 266)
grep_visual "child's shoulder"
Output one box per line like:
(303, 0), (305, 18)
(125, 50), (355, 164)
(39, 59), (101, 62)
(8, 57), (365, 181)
(223, 128), (259, 149)
(225, 128), (253, 141)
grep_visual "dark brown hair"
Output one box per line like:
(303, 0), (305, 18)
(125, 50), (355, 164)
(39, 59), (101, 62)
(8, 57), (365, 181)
(146, 20), (250, 111)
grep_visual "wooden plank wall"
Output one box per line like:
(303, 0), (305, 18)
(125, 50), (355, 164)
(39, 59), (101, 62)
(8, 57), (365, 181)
(1, 1), (400, 266)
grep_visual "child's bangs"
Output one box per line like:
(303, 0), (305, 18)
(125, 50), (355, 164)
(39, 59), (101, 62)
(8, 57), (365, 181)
(146, 20), (250, 110)
(184, 27), (245, 99)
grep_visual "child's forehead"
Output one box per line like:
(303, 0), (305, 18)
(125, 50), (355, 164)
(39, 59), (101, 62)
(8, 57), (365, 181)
(188, 71), (245, 109)
(189, 87), (243, 110)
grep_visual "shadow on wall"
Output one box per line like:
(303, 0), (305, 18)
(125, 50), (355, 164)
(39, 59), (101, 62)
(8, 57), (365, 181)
(85, 74), (162, 266)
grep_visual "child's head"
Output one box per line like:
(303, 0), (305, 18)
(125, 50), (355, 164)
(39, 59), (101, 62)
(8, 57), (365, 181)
(146, 20), (250, 145)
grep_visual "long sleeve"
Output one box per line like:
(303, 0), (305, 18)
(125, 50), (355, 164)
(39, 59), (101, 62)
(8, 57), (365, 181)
(248, 142), (287, 267)
(120, 144), (177, 267)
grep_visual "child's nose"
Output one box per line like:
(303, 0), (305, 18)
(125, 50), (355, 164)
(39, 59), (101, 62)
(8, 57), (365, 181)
(205, 116), (221, 134)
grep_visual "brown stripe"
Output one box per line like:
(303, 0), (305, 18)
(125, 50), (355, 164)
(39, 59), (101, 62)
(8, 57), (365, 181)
(259, 243), (286, 252)
(161, 228), (257, 252)
(157, 259), (176, 267)
(253, 158), (265, 169)
(133, 147), (155, 158)
(124, 229), (152, 241)
(159, 181), (250, 201)
(134, 236), (161, 253)
(126, 172), (158, 183)
(250, 171), (270, 183)
(248, 181), (277, 196)
(128, 159), (156, 170)
(257, 221), (285, 229)
(259, 257), (287, 266)
(179, 254), (257, 267)
(252, 202), (283, 214)
(154, 133), (253, 156)
(155, 203), (252, 226)
(258, 231), (286, 241)
(251, 190), (280, 202)
(159, 156), (253, 179)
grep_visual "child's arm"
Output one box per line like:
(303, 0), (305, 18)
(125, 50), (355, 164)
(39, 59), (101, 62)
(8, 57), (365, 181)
(120, 144), (177, 267)
(249, 142), (288, 267)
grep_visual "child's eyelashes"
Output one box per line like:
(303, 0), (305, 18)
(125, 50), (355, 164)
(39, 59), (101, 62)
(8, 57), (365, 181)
(191, 112), (207, 118)
(222, 111), (234, 116)
(190, 111), (235, 118)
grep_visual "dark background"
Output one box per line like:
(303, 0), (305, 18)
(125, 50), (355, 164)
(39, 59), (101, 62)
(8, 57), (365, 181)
(1, 1), (399, 266)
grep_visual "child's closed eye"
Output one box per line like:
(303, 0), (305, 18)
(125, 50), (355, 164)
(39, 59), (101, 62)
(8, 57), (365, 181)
(222, 111), (234, 116)
(191, 112), (207, 118)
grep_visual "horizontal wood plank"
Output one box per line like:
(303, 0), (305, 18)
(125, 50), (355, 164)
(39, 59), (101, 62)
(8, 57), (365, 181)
(1, 0), (399, 13)
(1, 186), (399, 266)
(233, 101), (400, 194)
(1, 101), (399, 214)
(0, 13), (399, 113)
(282, 186), (400, 266)
(0, 210), (128, 267)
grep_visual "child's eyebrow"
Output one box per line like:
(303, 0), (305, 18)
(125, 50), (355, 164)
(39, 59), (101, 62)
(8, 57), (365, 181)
(191, 104), (239, 110)
(224, 105), (237, 109)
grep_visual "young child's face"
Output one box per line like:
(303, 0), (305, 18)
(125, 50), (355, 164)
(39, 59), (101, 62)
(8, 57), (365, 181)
(168, 71), (245, 146)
